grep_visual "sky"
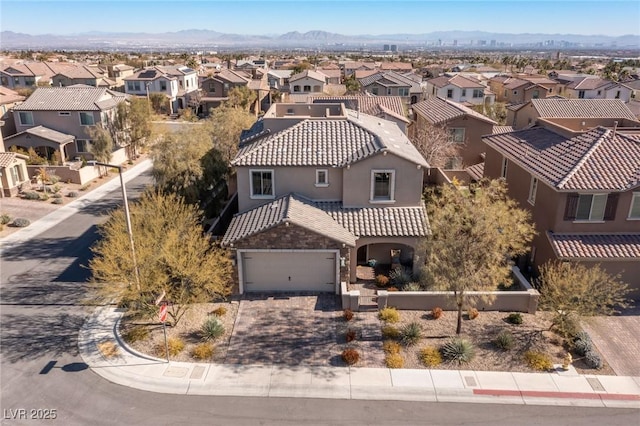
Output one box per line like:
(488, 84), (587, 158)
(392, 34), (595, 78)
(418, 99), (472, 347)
(1, 0), (639, 37)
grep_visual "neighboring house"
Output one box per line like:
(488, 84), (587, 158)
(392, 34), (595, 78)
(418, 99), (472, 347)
(289, 70), (328, 94)
(555, 76), (632, 102)
(318, 67), (342, 85)
(200, 69), (251, 114)
(380, 62), (413, 72)
(342, 61), (376, 79)
(267, 69), (293, 91)
(222, 102), (430, 294)
(308, 95), (410, 134)
(489, 76), (549, 104)
(425, 74), (493, 106)
(0, 129), (29, 197)
(9, 86), (127, 161)
(358, 71), (423, 104)
(51, 64), (116, 89)
(106, 64), (135, 88)
(507, 98), (639, 130)
(411, 97), (496, 169)
(124, 65), (198, 113)
(0, 87), (25, 138)
(482, 124), (640, 297)
(0, 62), (57, 89)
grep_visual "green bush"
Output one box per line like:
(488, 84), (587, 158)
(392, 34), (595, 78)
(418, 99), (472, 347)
(506, 313), (523, 325)
(494, 330), (515, 351)
(402, 282), (422, 292)
(121, 326), (149, 343)
(10, 218), (30, 228)
(67, 191), (79, 198)
(200, 317), (225, 341)
(385, 353), (404, 368)
(341, 348), (360, 365)
(52, 198), (63, 205)
(23, 191), (40, 200)
(441, 338), (475, 365)
(49, 175), (60, 184)
(584, 350), (603, 369)
(390, 266), (412, 287)
(1, 214), (11, 225)
(52, 192), (63, 198)
(573, 339), (592, 356)
(524, 351), (553, 371)
(39, 193), (49, 201)
(573, 331), (592, 344)
(400, 322), (422, 346)
(381, 325), (400, 339)
(191, 343), (215, 360)
(420, 346), (442, 367)
(378, 307), (400, 323)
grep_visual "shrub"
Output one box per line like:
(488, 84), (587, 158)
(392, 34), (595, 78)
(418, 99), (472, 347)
(420, 346), (442, 367)
(165, 337), (185, 357)
(346, 329), (356, 342)
(341, 348), (360, 365)
(52, 192), (63, 198)
(97, 340), (119, 358)
(39, 193), (49, 201)
(390, 266), (412, 287)
(24, 191), (40, 200)
(52, 183), (62, 193)
(121, 326), (149, 343)
(67, 191), (79, 198)
(573, 339), (593, 357)
(343, 309), (354, 321)
(387, 287), (399, 292)
(191, 343), (215, 360)
(494, 330), (515, 351)
(375, 274), (389, 287)
(467, 308), (479, 320)
(584, 350), (603, 369)
(402, 282), (422, 292)
(573, 331), (592, 344)
(381, 325), (400, 339)
(52, 198), (63, 205)
(506, 313), (523, 325)
(10, 218), (30, 228)
(385, 353), (404, 368)
(400, 322), (422, 346)
(441, 338), (475, 365)
(383, 340), (401, 355)
(211, 306), (227, 317)
(1, 214), (11, 225)
(524, 351), (553, 371)
(378, 307), (400, 323)
(431, 307), (443, 319)
(554, 314), (580, 338)
(201, 317), (225, 341)
(79, 184), (91, 191)
(49, 175), (60, 184)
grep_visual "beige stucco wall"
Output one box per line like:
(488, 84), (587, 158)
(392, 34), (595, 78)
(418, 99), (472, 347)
(14, 110), (99, 142)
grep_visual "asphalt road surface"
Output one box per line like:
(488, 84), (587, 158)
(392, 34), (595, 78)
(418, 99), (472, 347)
(1, 171), (638, 425)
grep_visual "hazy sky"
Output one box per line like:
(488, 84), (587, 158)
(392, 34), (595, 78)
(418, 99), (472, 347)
(2, 0), (639, 36)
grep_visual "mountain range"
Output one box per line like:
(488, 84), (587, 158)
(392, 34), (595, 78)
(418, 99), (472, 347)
(1, 29), (638, 50)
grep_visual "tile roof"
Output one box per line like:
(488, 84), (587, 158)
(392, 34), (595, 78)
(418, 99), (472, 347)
(308, 95), (407, 123)
(504, 78), (530, 90)
(222, 193), (357, 246)
(13, 87), (127, 111)
(289, 70), (329, 83)
(465, 162), (485, 181)
(412, 97), (496, 125)
(482, 126), (640, 191)
(493, 125), (515, 134)
(233, 110), (428, 168)
(0, 87), (25, 105)
(0, 152), (19, 168)
(567, 77), (612, 90)
(380, 62), (413, 71)
(428, 74), (483, 89)
(214, 69), (251, 84)
(547, 232), (640, 260)
(5, 125), (75, 144)
(530, 99), (637, 120)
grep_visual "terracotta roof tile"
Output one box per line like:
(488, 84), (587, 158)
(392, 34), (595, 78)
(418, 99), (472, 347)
(308, 95), (407, 122)
(0, 152), (19, 168)
(531, 99), (636, 120)
(548, 232), (640, 260)
(14, 86), (127, 111)
(412, 97), (496, 125)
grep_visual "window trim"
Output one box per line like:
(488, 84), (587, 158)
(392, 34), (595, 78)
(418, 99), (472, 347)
(449, 128), (465, 144)
(76, 139), (92, 153)
(527, 176), (538, 205)
(315, 169), (329, 187)
(628, 192), (640, 220)
(574, 193), (608, 222)
(370, 169), (396, 204)
(249, 169), (275, 199)
(18, 111), (34, 126)
(79, 111), (95, 126)
(58, 111), (71, 116)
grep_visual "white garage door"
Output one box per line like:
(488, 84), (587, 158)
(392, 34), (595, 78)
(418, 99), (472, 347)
(242, 251), (336, 293)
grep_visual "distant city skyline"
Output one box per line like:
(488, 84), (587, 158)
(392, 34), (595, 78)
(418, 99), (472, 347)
(2, 0), (639, 37)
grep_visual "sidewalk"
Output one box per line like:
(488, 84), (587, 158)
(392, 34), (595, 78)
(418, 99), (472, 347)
(80, 306), (640, 408)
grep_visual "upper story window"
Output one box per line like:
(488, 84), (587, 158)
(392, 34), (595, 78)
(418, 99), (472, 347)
(303, 85), (311, 92)
(372, 87), (379, 95)
(293, 85), (301, 92)
(18, 111), (33, 126)
(615, 90), (621, 99)
(58, 111), (71, 116)
(449, 128), (465, 144)
(629, 192), (640, 220)
(564, 193), (618, 222)
(370, 170), (395, 203)
(160, 80), (167, 91)
(532, 90), (540, 99)
(473, 89), (483, 98)
(127, 81), (141, 91)
(578, 90), (586, 99)
(250, 169), (274, 199)
(398, 87), (409, 96)
(461, 89), (467, 97)
(528, 177), (538, 205)
(500, 157), (508, 179)
(79, 112), (95, 126)
(209, 83), (216, 92)
(315, 169), (329, 187)
(446, 89), (453, 98)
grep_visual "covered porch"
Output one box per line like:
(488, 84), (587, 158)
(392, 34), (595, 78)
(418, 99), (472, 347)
(4, 126), (74, 163)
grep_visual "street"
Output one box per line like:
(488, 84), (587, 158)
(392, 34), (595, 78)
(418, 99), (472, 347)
(1, 170), (638, 425)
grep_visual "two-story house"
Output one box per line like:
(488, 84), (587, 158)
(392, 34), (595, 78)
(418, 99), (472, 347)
(125, 65), (198, 114)
(0, 62), (56, 89)
(411, 97), (496, 169)
(288, 70), (329, 95)
(222, 103), (430, 294)
(199, 69), (252, 113)
(51, 64), (116, 88)
(358, 71), (423, 105)
(482, 124), (640, 297)
(507, 98), (639, 130)
(489, 76), (549, 104)
(0, 127), (29, 197)
(0, 87), (25, 138)
(555, 76), (632, 103)
(7, 86), (127, 161)
(425, 74), (493, 106)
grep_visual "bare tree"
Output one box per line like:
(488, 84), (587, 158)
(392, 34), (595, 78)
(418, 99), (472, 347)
(410, 123), (461, 168)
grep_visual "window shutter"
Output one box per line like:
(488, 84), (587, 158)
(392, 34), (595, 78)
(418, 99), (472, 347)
(603, 193), (619, 221)
(564, 193), (579, 220)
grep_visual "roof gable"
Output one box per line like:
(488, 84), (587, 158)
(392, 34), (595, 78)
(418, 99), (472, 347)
(412, 97), (496, 125)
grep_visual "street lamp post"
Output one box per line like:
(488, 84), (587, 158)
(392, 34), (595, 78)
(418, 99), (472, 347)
(90, 161), (141, 292)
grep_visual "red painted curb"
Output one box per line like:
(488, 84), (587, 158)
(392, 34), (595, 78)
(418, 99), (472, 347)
(473, 389), (640, 401)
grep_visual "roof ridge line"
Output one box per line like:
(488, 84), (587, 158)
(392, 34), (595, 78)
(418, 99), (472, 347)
(557, 128), (610, 189)
(232, 120), (306, 164)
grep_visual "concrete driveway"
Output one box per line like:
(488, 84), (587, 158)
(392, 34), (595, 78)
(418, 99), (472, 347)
(580, 305), (640, 376)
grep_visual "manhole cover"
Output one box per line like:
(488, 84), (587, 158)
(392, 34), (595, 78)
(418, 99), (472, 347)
(587, 377), (605, 392)
(464, 376), (478, 387)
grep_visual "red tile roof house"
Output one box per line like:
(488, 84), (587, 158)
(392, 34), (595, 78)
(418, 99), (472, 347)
(482, 124), (640, 298)
(358, 71), (424, 105)
(222, 102), (430, 294)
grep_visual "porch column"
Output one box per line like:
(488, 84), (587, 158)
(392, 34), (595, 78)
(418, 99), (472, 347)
(350, 245), (358, 283)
